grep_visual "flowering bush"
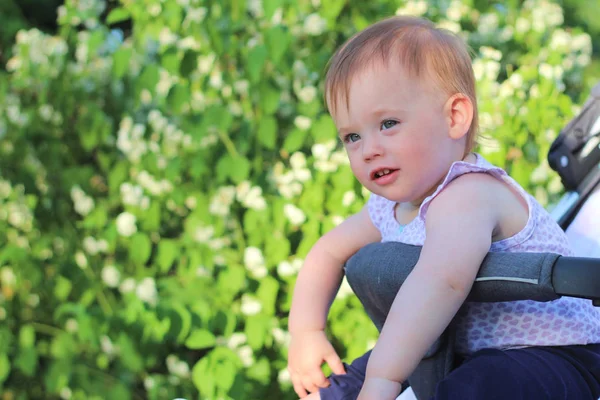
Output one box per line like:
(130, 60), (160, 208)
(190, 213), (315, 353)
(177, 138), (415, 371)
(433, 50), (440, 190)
(0, 0), (595, 398)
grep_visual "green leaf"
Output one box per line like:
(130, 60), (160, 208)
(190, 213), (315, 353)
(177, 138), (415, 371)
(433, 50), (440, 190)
(257, 117), (277, 150)
(0, 353), (10, 385)
(263, 0), (283, 19)
(15, 348), (37, 377)
(19, 325), (35, 348)
(256, 276), (279, 316)
(283, 128), (307, 153)
(161, 48), (180, 73)
(128, 233), (152, 266)
(217, 266), (247, 298)
(245, 315), (268, 350)
(168, 83), (190, 114)
(265, 26), (290, 65)
(247, 45), (268, 83)
(180, 50), (197, 76)
(106, 8), (131, 24)
(192, 357), (216, 397)
(216, 155), (251, 184)
(156, 240), (179, 273)
(112, 46), (132, 79)
(259, 84), (281, 115)
(311, 114), (337, 142)
(321, 0), (345, 22)
(141, 201), (161, 232)
(117, 334), (144, 373)
(185, 329), (216, 350)
(246, 357), (271, 385)
(108, 161), (128, 194)
(54, 276), (72, 301)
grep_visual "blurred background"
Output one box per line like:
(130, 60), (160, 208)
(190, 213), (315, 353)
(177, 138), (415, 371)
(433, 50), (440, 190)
(0, 0), (599, 399)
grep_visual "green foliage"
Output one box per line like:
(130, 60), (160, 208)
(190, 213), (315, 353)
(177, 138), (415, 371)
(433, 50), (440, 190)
(0, 0), (596, 398)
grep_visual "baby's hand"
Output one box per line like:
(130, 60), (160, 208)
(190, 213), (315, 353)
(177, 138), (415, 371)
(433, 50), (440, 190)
(288, 330), (346, 398)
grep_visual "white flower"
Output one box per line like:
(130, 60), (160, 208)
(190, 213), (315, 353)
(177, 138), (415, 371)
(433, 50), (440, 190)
(27, 294), (39, 307)
(209, 186), (236, 216)
(290, 152), (307, 169)
(515, 17), (530, 34)
(437, 20), (461, 34)
(144, 377), (155, 391)
(116, 212), (137, 237)
(297, 86), (317, 103)
(59, 388), (72, 400)
(294, 116), (312, 131)
(196, 266), (211, 277)
(158, 27), (178, 47)
(331, 215), (344, 226)
(167, 355), (190, 378)
(119, 278), (136, 294)
(234, 80), (249, 95)
(303, 13), (327, 36)
(71, 186), (94, 216)
(100, 335), (117, 355)
(185, 196), (197, 209)
(539, 63), (554, 80)
(136, 277), (158, 306)
(83, 236), (98, 255)
(314, 160), (337, 173)
(65, 318), (78, 333)
(0, 268), (16, 286)
(236, 182), (266, 210)
(244, 247), (265, 270)
(278, 368), (292, 384)
(247, 0), (263, 17)
(336, 277), (354, 299)
(284, 204), (306, 226)
(75, 251), (88, 269)
(293, 168), (311, 182)
(194, 226), (215, 243)
(197, 54), (216, 75)
(237, 345), (254, 367)
(395, 0), (427, 16)
(277, 260), (301, 277)
(101, 265), (121, 288)
(227, 332), (248, 348)
(342, 191), (356, 207)
(311, 141), (336, 160)
(271, 327), (291, 346)
(480, 46), (502, 61)
(240, 294), (262, 315)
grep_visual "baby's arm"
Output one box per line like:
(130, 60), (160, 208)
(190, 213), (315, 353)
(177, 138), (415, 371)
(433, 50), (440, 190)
(288, 205), (381, 397)
(359, 174), (501, 399)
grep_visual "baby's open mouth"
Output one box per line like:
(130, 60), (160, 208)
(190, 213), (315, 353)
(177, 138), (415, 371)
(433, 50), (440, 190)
(372, 169), (398, 179)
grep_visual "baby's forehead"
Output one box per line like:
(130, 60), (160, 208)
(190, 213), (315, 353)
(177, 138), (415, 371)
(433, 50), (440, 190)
(328, 60), (440, 112)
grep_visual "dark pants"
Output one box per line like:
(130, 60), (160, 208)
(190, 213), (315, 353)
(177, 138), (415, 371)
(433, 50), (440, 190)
(319, 344), (600, 399)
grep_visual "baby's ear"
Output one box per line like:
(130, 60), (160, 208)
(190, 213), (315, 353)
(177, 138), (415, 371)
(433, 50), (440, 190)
(445, 93), (473, 140)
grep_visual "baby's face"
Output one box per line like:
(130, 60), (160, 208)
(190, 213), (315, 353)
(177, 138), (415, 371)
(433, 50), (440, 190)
(332, 62), (462, 204)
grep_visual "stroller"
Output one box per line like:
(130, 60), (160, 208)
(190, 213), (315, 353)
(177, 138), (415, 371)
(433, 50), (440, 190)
(341, 82), (600, 400)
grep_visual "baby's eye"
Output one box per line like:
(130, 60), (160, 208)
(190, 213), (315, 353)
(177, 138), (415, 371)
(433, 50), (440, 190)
(381, 120), (398, 130)
(344, 133), (361, 143)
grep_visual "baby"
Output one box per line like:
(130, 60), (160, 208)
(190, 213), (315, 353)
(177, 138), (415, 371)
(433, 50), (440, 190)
(287, 16), (600, 400)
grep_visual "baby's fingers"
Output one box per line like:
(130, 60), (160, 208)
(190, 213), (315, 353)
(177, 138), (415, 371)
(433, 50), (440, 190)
(324, 352), (346, 375)
(301, 375), (319, 394)
(291, 373), (308, 398)
(309, 369), (330, 389)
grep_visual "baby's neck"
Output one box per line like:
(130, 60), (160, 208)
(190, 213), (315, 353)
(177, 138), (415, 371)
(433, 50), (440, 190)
(393, 152), (477, 225)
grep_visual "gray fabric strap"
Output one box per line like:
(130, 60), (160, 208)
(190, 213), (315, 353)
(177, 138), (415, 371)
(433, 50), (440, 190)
(344, 242), (560, 400)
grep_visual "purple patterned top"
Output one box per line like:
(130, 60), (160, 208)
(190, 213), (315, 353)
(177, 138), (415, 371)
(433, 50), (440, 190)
(367, 153), (600, 355)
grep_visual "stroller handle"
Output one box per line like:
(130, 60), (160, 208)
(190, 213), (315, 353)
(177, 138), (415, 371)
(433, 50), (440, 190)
(554, 256), (600, 306)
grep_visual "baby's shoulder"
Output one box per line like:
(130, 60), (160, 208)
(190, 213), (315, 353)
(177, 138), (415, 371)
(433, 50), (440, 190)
(439, 170), (530, 241)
